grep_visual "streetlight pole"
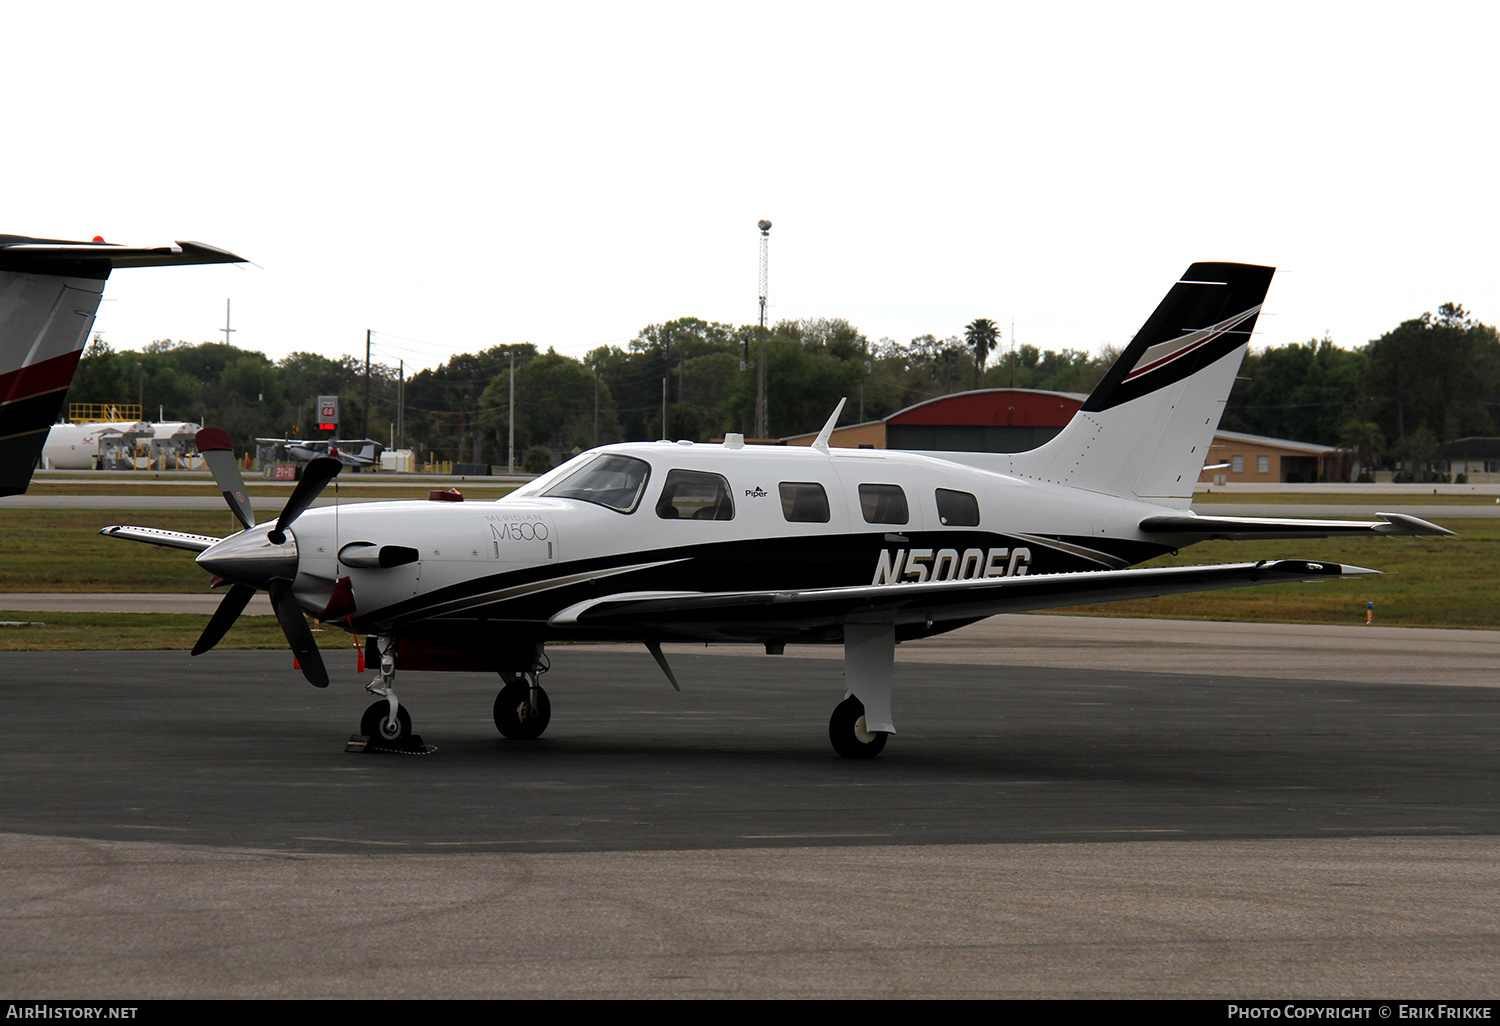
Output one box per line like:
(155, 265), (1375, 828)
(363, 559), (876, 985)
(508, 349), (515, 475)
(362, 329), (372, 440)
(755, 219), (771, 439)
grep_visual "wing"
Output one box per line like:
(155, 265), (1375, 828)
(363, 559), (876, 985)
(1139, 511), (1453, 541)
(100, 525), (222, 553)
(549, 559), (1376, 642)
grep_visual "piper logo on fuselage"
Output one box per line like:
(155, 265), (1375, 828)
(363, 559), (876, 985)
(873, 546), (1030, 584)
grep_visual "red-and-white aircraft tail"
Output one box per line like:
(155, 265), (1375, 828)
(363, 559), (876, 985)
(0, 235), (245, 496)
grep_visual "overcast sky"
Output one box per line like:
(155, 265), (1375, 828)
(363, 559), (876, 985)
(10, 2), (1497, 374)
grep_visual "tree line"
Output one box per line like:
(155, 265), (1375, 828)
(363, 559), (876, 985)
(1220, 304), (1500, 473)
(62, 302), (1498, 473)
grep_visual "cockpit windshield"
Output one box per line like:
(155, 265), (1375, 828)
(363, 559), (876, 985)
(542, 454), (651, 513)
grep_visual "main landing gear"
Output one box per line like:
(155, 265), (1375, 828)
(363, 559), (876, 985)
(494, 664), (551, 740)
(828, 695), (888, 759)
(828, 624), (896, 759)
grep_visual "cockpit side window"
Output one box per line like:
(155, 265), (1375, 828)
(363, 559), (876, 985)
(779, 482), (830, 523)
(935, 488), (981, 527)
(655, 469), (735, 521)
(858, 483), (909, 525)
(542, 454), (651, 513)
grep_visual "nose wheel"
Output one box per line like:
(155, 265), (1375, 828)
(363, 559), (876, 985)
(361, 700), (412, 742)
(494, 679), (551, 740)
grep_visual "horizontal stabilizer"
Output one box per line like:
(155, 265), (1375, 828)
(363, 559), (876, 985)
(548, 560), (1376, 643)
(0, 236), (246, 275)
(99, 525), (223, 553)
(1139, 511), (1455, 540)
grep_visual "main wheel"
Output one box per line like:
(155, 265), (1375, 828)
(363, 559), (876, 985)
(494, 682), (551, 740)
(361, 700), (412, 742)
(828, 695), (887, 759)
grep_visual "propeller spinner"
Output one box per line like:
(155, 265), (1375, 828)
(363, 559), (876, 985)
(193, 429), (342, 686)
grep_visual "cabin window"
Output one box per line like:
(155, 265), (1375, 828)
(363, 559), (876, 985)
(542, 454), (650, 513)
(779, 482), (830, 523)
(858, 483), (909, 525)
(656, 469), (735, 521)
(935, 488), (980, 527)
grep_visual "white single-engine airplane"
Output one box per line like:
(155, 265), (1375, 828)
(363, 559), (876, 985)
(0, 233), (245, 496)
(284, 438), (381, 468)
(97, 261), (1450, 757)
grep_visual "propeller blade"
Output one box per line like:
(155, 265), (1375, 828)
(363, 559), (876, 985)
(191, 582), (257, 656)
(268, 580), (328, 687)
(196, 428), (254, 531)
(269, 456), (342, 544)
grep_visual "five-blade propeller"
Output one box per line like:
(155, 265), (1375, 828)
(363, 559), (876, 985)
(193, 430), (341, 686)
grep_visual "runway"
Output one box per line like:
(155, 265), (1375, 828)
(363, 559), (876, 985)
(2, 626), (1497, 997)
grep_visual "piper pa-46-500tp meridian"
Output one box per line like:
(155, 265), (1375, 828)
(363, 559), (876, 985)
(98, 262), (1450, 758)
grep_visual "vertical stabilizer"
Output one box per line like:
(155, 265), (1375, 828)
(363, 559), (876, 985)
(1005, 262), (1275, 508)
(0, 236), (245, 496)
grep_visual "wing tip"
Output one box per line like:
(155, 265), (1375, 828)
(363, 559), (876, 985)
(1375, 512), (1457, 537)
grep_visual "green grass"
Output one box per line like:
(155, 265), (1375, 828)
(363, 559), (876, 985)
(0, 611), (295, 651)
(0, 509), (236, 592)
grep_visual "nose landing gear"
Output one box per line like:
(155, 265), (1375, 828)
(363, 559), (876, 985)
(354, 634), (423, 751)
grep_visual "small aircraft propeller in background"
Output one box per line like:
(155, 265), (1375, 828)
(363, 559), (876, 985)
(193, 429), (342, 686)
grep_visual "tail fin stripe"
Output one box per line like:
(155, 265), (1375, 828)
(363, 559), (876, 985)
(1122, 306), (1260, 382)
(0, 351), (85, 405)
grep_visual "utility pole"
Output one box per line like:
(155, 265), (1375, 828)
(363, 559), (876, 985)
(220, 299), (235, 348)
(592, 361), (599, 448)
(507, 349), (515, 475)
(755, 219), (771, 439)
(362, 329), (372, 439)
(397, 359), (404, 450)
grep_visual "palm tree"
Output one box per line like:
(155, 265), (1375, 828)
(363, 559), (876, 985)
(965, 318), (1000, 389)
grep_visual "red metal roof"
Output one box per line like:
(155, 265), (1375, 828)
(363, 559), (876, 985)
(885, 389), (1085, 428)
